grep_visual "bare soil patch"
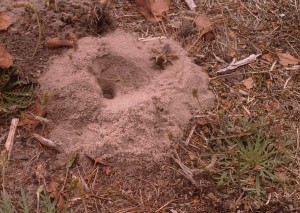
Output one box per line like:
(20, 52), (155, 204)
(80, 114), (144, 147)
(40, 29), (214, 161)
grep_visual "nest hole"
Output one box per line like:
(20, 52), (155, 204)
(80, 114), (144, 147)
(101, 84), (115, 99)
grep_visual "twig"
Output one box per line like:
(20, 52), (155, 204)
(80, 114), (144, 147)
(32, 133), (63, 152)
(155, 197), (175, 212)
(138, 36), (167, 42)
(185, 125), (196, 145)
(283, 76), (292, 89)
(172, 152), (200, 188)
(209, 70), (273, 81)
(216, 54), (261, 75)
(237, 152), (241, 196)
(297, 128), (299, 149)
(5, 118), (19, 160)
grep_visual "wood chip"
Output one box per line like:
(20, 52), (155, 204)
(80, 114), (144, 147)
(5, 118), (19, 160)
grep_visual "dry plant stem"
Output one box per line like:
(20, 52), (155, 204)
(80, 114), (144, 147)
(185, 124), (196, 145)
(14, 2), (41, 57)
(297, 128), (299, 149)
(155, 196), (175, 212)
(60, 167), (69, 192)
(1, 151), (8, 189)
(217, 54), (261, 75)
(238, 152), (241, 196)
(5, 118), (19, 160)
(209, 70), (276, 81)
(172, 151), (200, 188)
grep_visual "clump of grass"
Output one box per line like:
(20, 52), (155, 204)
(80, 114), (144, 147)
(216, 129), (297, 200)
(0, 190), (15, 213)
(0, 67), (34, 123)
(17, 189), (32, 213)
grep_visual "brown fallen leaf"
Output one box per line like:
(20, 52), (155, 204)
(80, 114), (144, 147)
(261, 53), (274, 63)
(228, 30), (236, 39)
(278, 52), (299, 66)
(45, 38), (74, 49)
(136, 0), (170, 22)
(0, 45), (13, 69)
(242, 77), (254, 90)
(0, 12), (11, 30)
(194, 14), (212, 37)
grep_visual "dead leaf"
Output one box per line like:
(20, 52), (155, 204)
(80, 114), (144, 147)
(57, 194), (66, 210)
(278, 52), (300, 66)
(254, 164), (263, 171)
(0, 12), (11, 30)
(18, 117), (37, 127)
(85, 154), (111, 166)
(104, 166), (112, 175)
(228, 31), (236, 39)
(192, 198), (200, 206)
(227, 49), (236, 58)
(18, 102), (47, 127)
(194, 14), (212, 37)
(261, 53), (273, 63)
(45, 38), (74, 49)
(0, 45), (13, 69)
(242, 77), (254, 90)
(248, 177), (255, 185)
(47, 179), (60, 194)
(135, 0), (170, 22)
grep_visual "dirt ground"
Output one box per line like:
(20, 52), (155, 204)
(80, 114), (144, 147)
(0, 0), (299, 212)
(0, 0), (218, 212)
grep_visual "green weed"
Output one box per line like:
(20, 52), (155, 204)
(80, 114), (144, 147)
(216, 129), (297, 198)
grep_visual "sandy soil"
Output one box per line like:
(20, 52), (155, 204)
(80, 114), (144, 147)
(39, 29), (214, 163)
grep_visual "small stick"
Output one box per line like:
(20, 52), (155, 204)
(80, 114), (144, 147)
(184, 0), (196, 10)
(185, 125), (196, 145)
(237, 152), (241, 196)
(209, 70), (274, 81)
(138, 36), (167, 42)
(216, 54), (261, 75)
(155, 197), (175, 212)
(32, 133), (63, 152)
(296, 128), (299, 149)
(5, 118), (19, 160)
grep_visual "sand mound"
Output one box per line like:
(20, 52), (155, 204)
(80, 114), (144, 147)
(39, 30), (214, 161)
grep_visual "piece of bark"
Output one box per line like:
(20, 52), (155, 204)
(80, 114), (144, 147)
(45, 38), (74, 49)
(32, 133), (63, 152)
(5, 118), (19, 159)
(184, 0), (196, 10)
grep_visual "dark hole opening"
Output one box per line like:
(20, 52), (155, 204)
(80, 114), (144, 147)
(101, 85), (115, 99)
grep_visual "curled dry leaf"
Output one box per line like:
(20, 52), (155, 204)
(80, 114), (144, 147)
(278, 52), (299, 66)
(0, 45), (13, 69)
(0, 12), (11, 30)
(135, 0), (170, 22)
(242, 77), (254, 90)
(45, 38), (74, 49)
(194, 14), (212, 37)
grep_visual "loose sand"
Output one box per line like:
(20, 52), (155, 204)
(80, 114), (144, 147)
(39, 30), (214, 163)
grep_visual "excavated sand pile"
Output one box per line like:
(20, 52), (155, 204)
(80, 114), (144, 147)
(39, 30), (214, 161)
